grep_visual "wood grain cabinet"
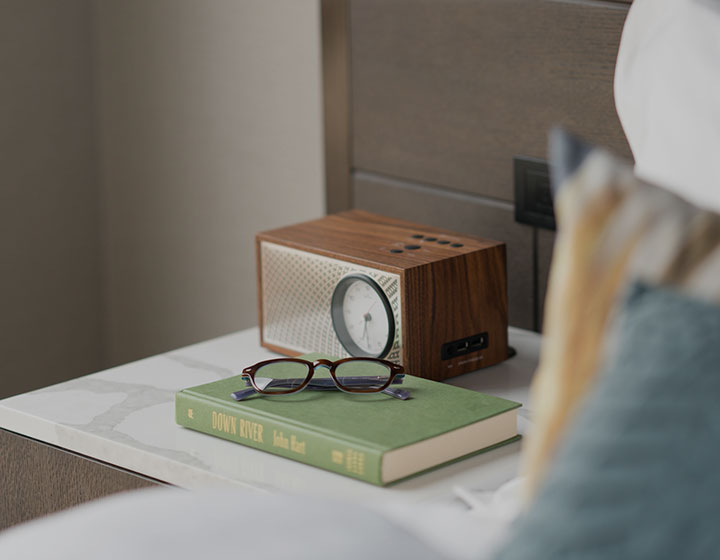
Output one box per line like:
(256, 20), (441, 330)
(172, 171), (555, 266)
(0, 429), (162, 531)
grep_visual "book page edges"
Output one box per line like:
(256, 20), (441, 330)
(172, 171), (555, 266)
(381, 409), (518, 483)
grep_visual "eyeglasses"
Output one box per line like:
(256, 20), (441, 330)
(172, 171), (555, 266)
(231, 357), (410, 401)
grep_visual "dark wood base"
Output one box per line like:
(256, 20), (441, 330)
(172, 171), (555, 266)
(0, 428), (163, 531)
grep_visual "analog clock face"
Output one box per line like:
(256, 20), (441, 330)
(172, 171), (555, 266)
(331, 274), (395, 358)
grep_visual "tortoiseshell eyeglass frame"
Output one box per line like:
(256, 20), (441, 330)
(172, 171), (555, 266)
(231, 357), (408, 401)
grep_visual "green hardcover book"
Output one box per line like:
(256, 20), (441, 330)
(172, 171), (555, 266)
(175, 355), (521, 486)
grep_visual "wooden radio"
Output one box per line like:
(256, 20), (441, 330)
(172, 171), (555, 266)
(256, 210), (508, 381)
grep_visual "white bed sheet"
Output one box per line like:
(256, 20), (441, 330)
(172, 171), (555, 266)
(0, 478), (524, 560)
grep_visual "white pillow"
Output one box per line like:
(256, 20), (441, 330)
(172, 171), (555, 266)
(614, 0), (720, 212)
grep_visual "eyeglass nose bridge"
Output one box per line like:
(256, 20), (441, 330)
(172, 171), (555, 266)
(312, 359), (334, 369)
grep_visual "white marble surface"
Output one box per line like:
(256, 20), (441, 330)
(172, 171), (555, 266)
(0, 327), (540, 509)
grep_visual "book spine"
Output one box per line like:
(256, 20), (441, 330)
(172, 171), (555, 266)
(175, 391), (384, 485)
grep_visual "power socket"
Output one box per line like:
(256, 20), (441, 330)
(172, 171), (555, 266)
(514, 156), (556, 231)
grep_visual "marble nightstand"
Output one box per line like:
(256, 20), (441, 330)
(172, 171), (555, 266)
(0, 327), (540, 530)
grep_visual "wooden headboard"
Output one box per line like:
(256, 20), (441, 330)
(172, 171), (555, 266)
(321, 0), (632, 331)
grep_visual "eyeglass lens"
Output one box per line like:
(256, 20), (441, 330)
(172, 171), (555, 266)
(333, 360), (391, 390)
(254, 360), (312, 393)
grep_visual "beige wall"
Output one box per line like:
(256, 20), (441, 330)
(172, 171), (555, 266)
(93, 0), (325, 366)
(0, 0), (103, 398)
(1, 1), (325, 396)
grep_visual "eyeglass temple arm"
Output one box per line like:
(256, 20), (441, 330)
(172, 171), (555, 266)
(231, 385), (410, 401)
(231, 375), (410, 401)
(231, 387), (261, 401)
(241, 375), (405, 388)
(381, 387), (411, 400)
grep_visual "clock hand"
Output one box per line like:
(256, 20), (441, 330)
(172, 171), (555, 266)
(362, 312), (371, 345)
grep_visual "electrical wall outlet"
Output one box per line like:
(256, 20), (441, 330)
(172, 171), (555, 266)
(513, 156), (555, 231)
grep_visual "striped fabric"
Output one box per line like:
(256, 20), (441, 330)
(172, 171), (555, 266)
(523, 144), (720, 500)
(497, 282), (720, 559)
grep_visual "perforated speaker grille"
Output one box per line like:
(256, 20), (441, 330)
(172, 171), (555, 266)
(260, 242), (402, 363)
